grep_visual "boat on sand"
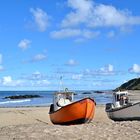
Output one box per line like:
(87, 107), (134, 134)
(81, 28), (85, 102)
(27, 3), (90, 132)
(106, 91), (140, 121)
(49, 89), (96, 125)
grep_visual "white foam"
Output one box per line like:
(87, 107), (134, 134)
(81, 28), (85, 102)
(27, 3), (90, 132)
(0, 99), (31, 105)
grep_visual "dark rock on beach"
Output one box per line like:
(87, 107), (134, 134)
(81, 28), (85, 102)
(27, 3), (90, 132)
(82, 92), (92, 94)
(4, 95), (41, 100)
(94, 90), (104, 93)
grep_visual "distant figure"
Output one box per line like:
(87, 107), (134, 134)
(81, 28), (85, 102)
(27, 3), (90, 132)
(124, 96), (129, 104)
(120, 96), (124, 105)
(120, 95), (129, 106)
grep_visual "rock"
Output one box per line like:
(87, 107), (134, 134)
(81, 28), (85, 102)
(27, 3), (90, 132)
(4, 95), (41, 99)
(82, 92), (92, 94)
(94, 91), (104, 94)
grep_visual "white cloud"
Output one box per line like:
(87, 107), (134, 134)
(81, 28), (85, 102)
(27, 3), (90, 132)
(108, 64), (114, 72)
(129, 64), (140, 74)
(18, 39), (31, 50)
(82, 29), (100, 39)
(30, 8), (50, 32)
(0, 74), (51, 87)
(33, 71), (41, 76)
(2, 76), (13, 86)
(100, 64), (114, 73)
(51, 28), (81, 39)
(24, 71), (51, 86)
(50, 28), (100, 39)
(65, 59), (78, 66)
(36, 80), (51, 86)
(62, 0), (94, 27)
(1, 76), (24, 86)
(72, 74), (83, 80)
(21, 71), (45, 80)
(30, 71), (42, 80)
(51, 0), (140, 40)
(84, 64), (115, 76)
(32, 54), (47, 62)
(61, 0), (140, 28)
(23, 53), (47, 63)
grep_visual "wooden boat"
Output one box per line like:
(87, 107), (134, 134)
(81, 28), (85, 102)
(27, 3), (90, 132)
(105, 91), (140, 121)
(49, 91), (96, 125)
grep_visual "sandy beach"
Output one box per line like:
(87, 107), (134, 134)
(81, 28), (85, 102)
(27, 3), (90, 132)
(1, 91), (140, 140)
(0, 104), (140, 140)
(1, 0), (140, 139)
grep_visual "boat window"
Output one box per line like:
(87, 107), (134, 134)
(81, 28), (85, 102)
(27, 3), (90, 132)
(115, 93), (126, 101)
(116, 94), (120, 101)
(120, 94), (126, 98)
(120, 94), (129, 105)
(57, 93), (73, 101)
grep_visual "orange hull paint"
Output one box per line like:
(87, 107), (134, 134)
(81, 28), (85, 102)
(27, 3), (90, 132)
(49, 98), (96, 125)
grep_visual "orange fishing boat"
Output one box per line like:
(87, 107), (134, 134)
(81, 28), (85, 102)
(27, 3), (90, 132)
(49, 91), (96, 125)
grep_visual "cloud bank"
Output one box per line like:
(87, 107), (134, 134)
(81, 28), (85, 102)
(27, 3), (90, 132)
(62, 0), (140, 28)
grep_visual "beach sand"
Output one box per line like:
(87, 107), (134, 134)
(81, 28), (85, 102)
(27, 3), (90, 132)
(0, 105), (140, 140)
(1, 90), (140, 140)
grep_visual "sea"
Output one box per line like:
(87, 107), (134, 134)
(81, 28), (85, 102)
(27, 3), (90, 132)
(0, 90), (113, 107)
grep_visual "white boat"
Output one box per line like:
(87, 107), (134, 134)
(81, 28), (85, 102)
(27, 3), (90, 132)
(105, 91), (140, 121)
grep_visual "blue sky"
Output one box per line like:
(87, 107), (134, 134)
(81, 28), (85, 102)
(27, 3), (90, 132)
(0, 0), (140, 90)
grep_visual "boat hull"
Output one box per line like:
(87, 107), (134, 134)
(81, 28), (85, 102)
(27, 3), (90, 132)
(49, 98), (96, 125)
(106, 102), (140, 121)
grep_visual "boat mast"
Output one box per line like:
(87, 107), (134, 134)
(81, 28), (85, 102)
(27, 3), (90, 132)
(59, 76), (64, 92)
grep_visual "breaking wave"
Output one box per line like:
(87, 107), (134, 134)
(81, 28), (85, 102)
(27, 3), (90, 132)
(0, 99), (31, 105)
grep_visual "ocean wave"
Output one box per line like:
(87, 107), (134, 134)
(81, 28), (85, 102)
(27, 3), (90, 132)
(0, 99), (31, 105)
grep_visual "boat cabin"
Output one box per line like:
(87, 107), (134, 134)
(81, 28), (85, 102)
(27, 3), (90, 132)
(53, 90), (74, 111)
(112, 91), (129, 108)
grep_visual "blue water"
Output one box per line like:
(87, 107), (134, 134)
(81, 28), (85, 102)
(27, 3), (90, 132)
(0, 90), (113, 107)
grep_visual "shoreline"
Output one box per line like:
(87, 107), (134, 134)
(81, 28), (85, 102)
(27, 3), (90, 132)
(0, 104), (105, 107)
(0, 90), (112, 108)
(0, 105), (50, 108)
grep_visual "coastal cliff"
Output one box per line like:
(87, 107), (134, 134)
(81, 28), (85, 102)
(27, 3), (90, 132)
(116, 78), (140, 91)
